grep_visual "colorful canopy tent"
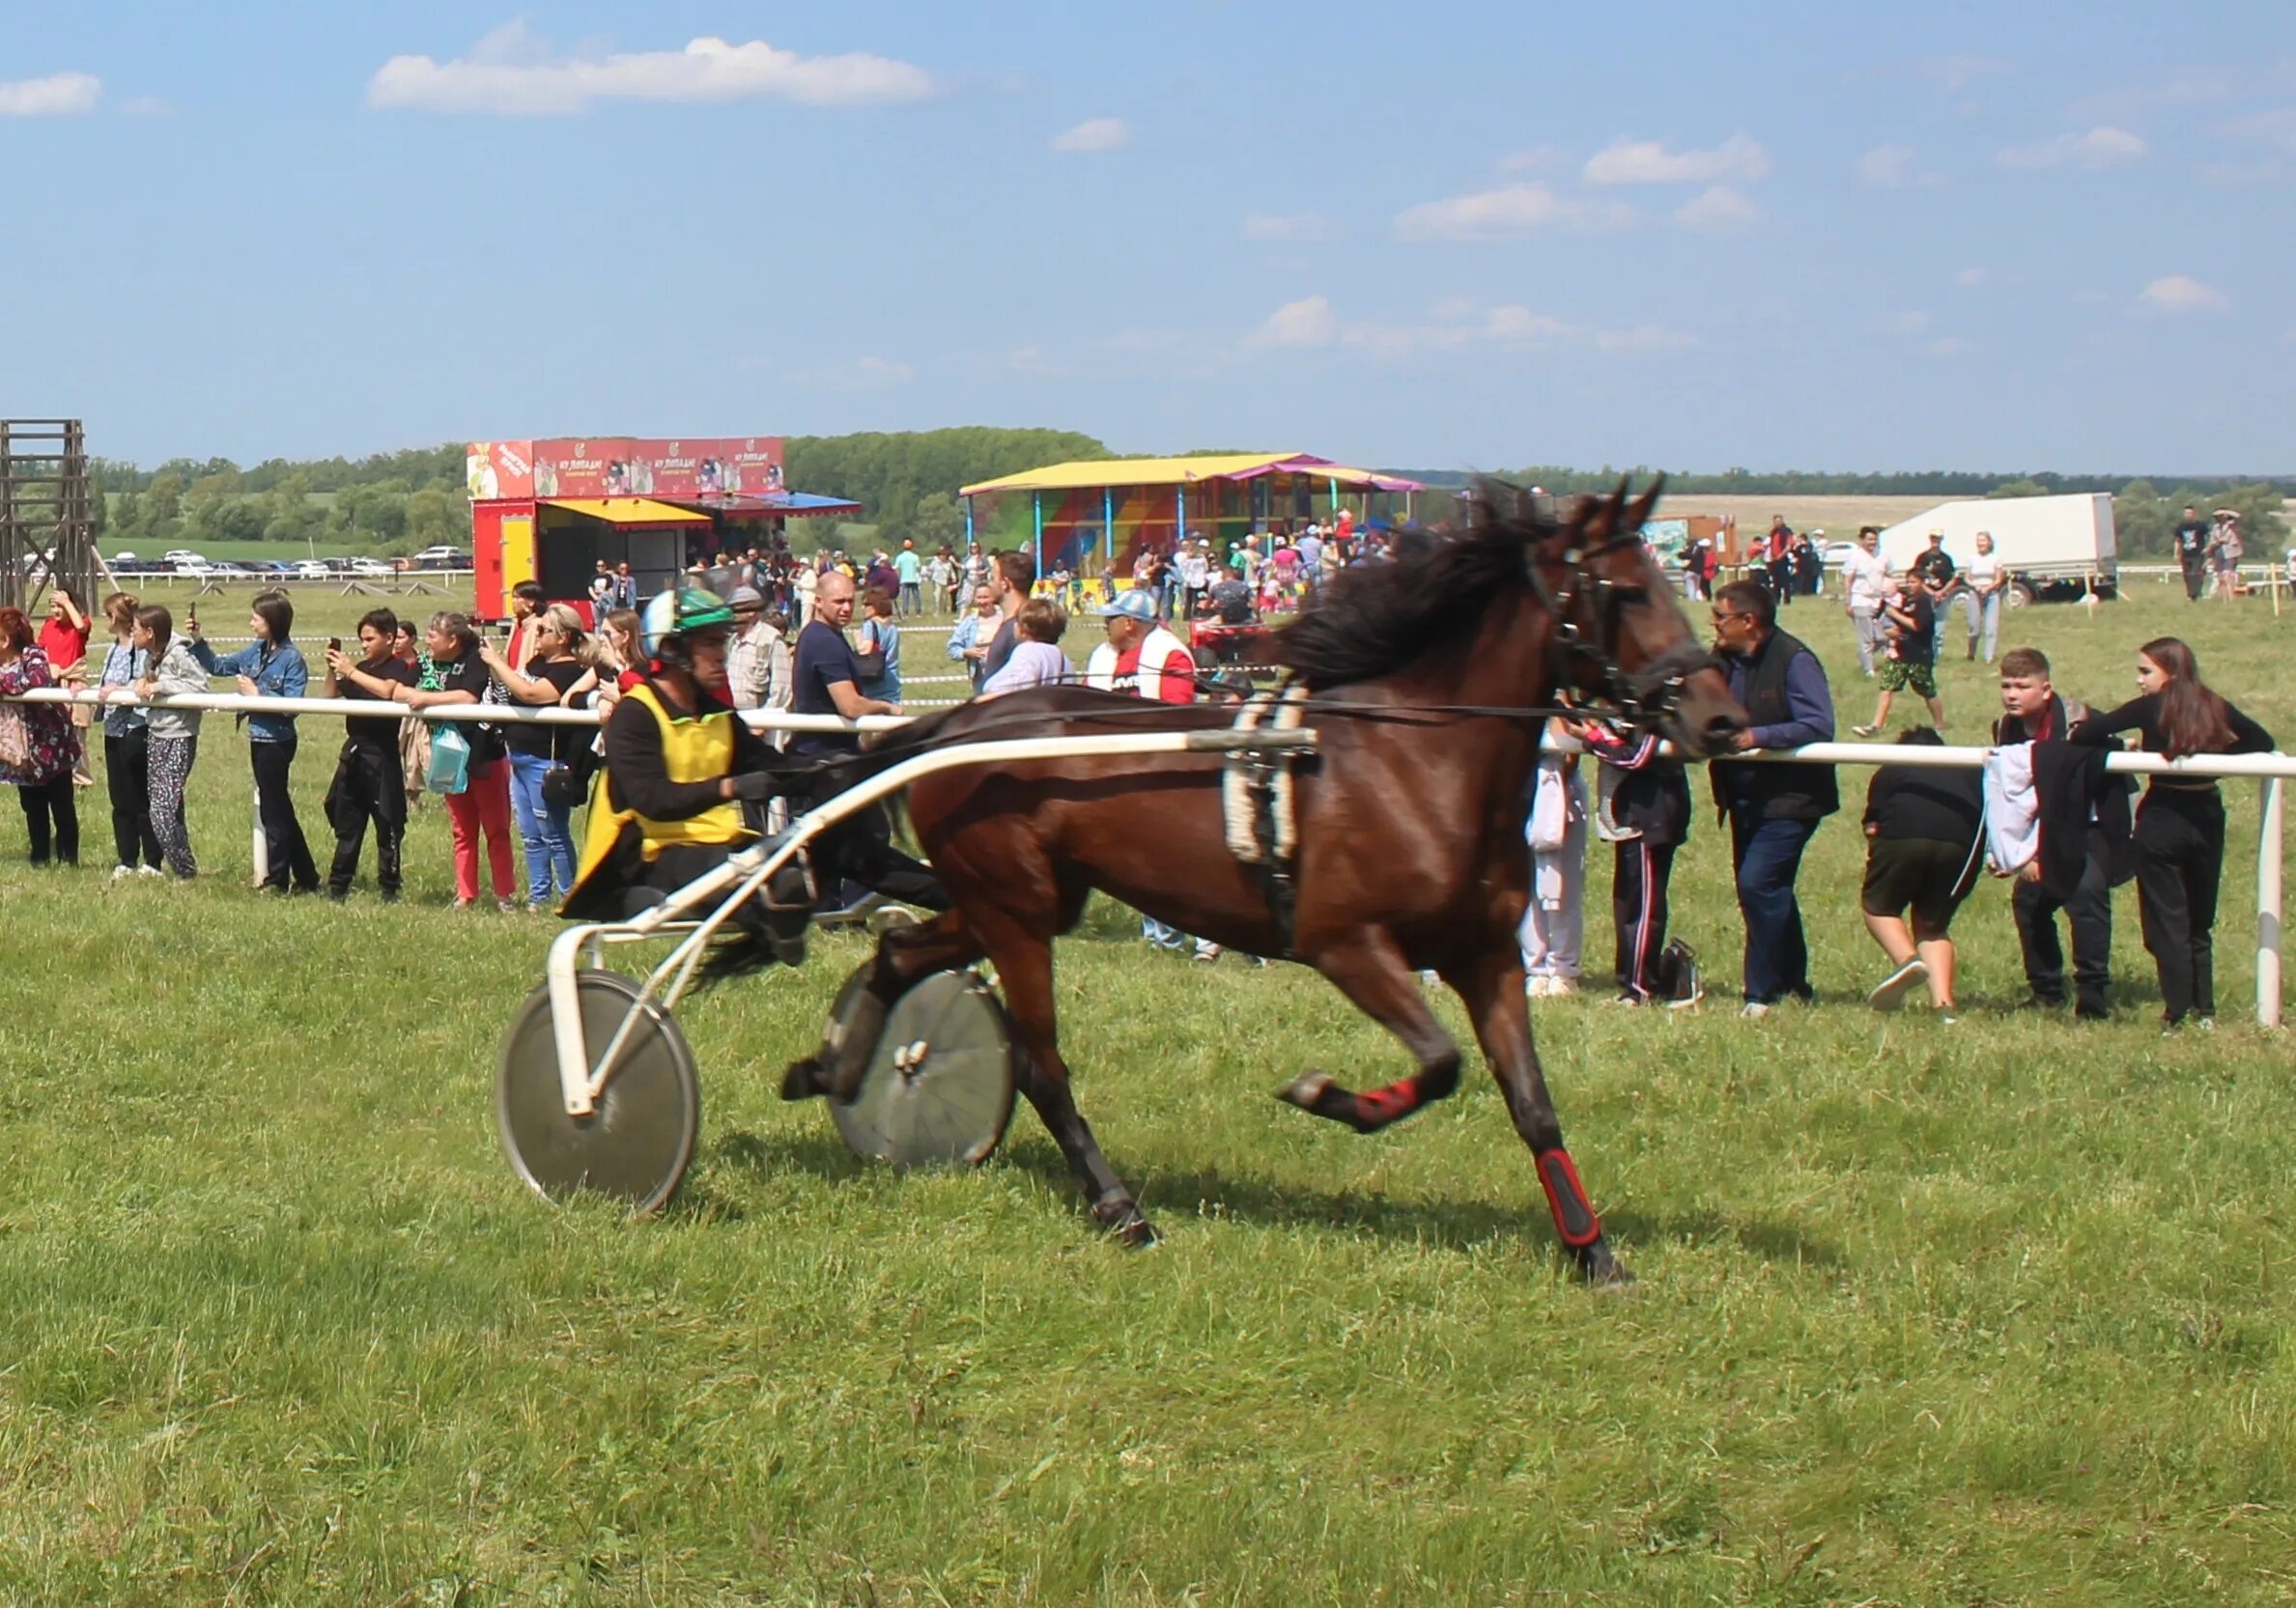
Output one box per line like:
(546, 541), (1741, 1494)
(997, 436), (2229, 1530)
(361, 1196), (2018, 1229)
(959, 453), (1424, 579)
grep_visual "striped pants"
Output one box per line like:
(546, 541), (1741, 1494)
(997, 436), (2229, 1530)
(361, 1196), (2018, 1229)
(147, 734), (198, 879)
(1610, 838), (1677, 1001)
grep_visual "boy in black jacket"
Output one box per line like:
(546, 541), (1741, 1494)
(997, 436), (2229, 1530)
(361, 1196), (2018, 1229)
(1994, 645), (2120, 1019)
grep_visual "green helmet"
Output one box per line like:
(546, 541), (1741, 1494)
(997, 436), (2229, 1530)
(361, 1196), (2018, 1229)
(640, 586), (736, 658)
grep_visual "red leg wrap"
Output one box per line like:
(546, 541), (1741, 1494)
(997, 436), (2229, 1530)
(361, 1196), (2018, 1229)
(1536, 1148), (1603, 1248)
(1352, 1080), (1423, 1129)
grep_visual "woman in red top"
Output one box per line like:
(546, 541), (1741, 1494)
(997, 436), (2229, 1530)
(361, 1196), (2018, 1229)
(37, 587), (93, 788)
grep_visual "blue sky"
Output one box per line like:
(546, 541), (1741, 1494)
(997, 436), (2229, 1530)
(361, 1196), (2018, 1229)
(7, 2), (2292, 472)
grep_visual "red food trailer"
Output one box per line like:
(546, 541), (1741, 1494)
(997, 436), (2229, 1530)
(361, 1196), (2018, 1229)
(466, 437), (859, 621)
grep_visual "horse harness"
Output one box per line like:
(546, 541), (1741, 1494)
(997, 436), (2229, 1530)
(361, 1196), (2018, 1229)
(1219, 682), (1312, 957)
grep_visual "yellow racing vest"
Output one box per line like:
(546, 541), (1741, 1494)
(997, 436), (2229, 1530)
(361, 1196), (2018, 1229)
(574, 682), (755, 884)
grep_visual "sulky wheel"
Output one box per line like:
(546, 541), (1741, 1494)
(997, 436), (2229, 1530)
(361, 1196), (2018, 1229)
(497, 969), (700, 1214)
(827, 968), (1018, 1170)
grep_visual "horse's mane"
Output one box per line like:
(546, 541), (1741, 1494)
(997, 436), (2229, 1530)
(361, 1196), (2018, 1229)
(1273, 480), (1566, 691)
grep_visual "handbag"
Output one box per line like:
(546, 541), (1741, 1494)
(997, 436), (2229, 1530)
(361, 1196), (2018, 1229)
(0, 704), (29, 774)
(541, 760), (588, 809)
(426, 722), (471, 795)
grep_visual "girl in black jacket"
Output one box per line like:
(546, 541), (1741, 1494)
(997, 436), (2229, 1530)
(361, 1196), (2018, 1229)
(2074, 636), (2275, 1028)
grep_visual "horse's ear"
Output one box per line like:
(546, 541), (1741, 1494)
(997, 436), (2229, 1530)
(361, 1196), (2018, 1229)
(1625, 474), (1665, 533)
(1577, 489), (1617, 544)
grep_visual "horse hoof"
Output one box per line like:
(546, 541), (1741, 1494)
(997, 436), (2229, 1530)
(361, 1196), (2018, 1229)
(779, 1058), (825, 1103)
(1091, 1195), (1158, 1250)
(1573, 1239), (1637, 1289)
(1274, 1071), (1331, 1112)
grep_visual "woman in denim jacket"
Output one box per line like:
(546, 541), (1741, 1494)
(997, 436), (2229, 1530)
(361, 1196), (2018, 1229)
(192, 589), (318, 893)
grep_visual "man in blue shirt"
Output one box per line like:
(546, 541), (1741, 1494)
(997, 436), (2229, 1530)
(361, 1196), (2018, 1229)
(893, 540), (923, 617)
(786, 570), (946, 911)
(1707, 579), (1837, 1016)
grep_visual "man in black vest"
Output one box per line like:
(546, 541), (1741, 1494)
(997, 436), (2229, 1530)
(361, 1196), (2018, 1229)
(1708, 580), (1838, 1017)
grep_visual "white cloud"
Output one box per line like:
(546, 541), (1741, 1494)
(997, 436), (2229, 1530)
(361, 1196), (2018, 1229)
(1926, 336), (1975, 357)
(1995, 126), (2146, 170)
(1856, 143), (1920, 189)
(1250, 296), (1338, 349)
(367, 25), (933, 114)
(1673, 185), (1759, 232)
(1242, 212), (1333, 242)
(1584, 132), (1769, 185)
(1392, 183), (1633, 241)
(1954, 267), (1990, 288)
(0, 71), (100, 116)
(1879, 310), (1934, 337)
(2140, 274), (2228, 313)
(1051, 116), (1129, 153)
(1342, 304), (1572, 358)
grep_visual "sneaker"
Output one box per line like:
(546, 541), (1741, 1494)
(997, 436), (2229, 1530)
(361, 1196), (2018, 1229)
(1194, 944), (1222, 963)
(1868, 958), (1928, 1013)
(496, 896), (521, 914)
(2196, 1017), (2217, 1032)
(1851, 723), (1880, 738)
(136, 864), (164, 879)
(1605, 992), (1647, 1007)
(1741, 1001), (1771, 1020)
(1938, 1012), (1960, 1026)
(111, 864), (135, 882)
(1547, 977), (1580, 998)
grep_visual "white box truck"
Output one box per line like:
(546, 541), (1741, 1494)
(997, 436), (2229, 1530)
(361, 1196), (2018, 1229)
(1878, 493), (2115, 607)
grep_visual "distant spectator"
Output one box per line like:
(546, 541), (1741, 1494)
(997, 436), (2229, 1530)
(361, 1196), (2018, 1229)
(1763, 516), (1795, 605)
(400, 611), (518, 911)
(2172, 504), (2209, 601)
(39, 585), (94, 788)
(894, 539), (923, 616)
(1960, 530), (2004, 663)
(0, 606), (80, 866)
(1207, 561), (1254, 625)
(484, 603), (592, 912)
(321, 608), (416, 899)
(2074, 636), (2276, 1030)
(1709, 579), (1837, 1016)
(948, 583), (1000, 693)
(1859, 727), (1984, 1020)
(1570, 713), (1700, 1007)
(94, 592), (162, 877)
(1854, 580), (1944, 735)
(128, 604), (205, 879)
(982, 597), (1072, 696)
(1520, 719), (1587, 997)
(1841, 526), (1890, 677)
(854, 588), (902, 705)
(1907, 529), (1957, 660)
(978, 550), (1035, 684)
(193, 589), (319, 895)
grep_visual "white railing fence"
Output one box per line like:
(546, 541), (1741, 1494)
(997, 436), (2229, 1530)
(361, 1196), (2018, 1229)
(5, 687), (2290, 1026)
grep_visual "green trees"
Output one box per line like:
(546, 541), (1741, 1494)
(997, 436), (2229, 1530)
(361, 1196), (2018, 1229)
(784, 427), (1108, 530)
(2111, 480), (2287, 558)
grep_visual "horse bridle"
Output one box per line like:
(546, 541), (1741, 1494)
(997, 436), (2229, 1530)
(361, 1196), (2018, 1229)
(1527, 530), (1721, 732)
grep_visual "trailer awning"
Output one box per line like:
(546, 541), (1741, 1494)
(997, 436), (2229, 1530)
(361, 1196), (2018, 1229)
(542, 497), (711, 529)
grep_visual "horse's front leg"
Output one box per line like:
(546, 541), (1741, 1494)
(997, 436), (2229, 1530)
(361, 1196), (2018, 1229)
(1441, 943), (1630, 1286)
(1274, 927), (1463, 1134)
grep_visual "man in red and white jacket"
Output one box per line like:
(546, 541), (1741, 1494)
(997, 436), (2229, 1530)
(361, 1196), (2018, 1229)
(1085, 588), (1196, 704)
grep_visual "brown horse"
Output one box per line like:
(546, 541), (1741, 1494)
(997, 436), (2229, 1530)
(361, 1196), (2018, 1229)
(789, 481), (1746, 1283)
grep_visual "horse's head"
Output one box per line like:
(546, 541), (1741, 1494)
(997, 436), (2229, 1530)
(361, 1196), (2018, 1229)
(1531, 478), (1747, 758)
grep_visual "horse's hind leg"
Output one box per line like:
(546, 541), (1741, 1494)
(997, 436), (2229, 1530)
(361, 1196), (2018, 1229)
(981, 917), (1154, 1248)
(1274, 928), (1463, 1134)
(1443, 945), (1630, 1286)
(781, 911), (987, 1102)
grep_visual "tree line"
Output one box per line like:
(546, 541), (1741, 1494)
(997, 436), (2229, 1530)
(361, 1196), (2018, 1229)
(81, 433), (2289, 563)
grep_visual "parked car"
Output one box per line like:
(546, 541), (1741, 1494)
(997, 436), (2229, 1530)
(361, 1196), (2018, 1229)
(293, 560), (330, 581)
(411, 546), (472, 570)
(346, 557), (395, 578)
(161, 550), (208, 567)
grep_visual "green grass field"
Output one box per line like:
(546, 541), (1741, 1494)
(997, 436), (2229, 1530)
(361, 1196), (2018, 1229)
(1, 583), (2293, 1604)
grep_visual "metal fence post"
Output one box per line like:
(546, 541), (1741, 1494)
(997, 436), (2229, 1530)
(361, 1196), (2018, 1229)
(2259, 776), (2284, 1029)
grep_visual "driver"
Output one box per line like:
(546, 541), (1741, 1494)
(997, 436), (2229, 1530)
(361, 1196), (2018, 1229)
(562, 586), (810, 966)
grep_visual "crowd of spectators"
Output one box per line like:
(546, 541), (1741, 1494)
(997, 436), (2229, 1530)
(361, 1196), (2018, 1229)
(0, 515), (2282, 1033)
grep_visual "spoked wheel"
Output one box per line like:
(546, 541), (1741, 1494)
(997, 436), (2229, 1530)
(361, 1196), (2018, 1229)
(497, 970), (700, 1213)
(827, 968), (1018, 1170)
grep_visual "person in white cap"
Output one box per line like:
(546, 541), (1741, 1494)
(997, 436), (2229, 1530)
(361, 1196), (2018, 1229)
(1084, 588), (1197, 704)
